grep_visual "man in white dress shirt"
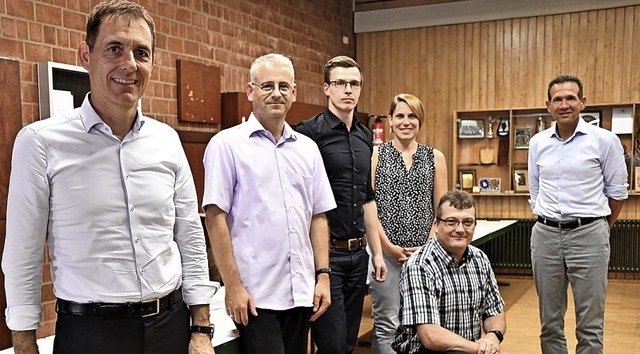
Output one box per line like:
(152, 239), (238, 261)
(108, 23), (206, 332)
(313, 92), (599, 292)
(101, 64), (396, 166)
(2, 1), (218, 353)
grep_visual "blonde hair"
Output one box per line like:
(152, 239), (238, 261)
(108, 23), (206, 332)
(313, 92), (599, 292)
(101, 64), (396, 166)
(388, 93), (425, 128)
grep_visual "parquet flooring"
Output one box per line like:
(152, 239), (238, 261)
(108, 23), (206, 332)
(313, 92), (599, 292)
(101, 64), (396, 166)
(354, 277), (640, 353)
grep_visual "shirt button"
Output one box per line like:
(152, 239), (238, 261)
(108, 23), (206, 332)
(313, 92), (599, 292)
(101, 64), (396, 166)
(130, 206), (135, 211)
(353, 203), (357, 207)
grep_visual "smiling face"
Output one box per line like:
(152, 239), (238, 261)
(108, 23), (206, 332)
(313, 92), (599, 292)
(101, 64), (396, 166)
(546, 81), (586, 131)
(78, 15), (154, 115)
(246, 61), (296, 123)
(434, 202), (476, 262)
(324, 66), (361, 116)
(390, 101), (420, 141)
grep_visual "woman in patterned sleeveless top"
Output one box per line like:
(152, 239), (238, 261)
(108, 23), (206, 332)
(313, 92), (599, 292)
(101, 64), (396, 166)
(369, 93), (448, 354)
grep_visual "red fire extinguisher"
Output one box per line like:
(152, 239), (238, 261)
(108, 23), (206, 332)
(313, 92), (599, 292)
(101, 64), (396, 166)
(372, 116), (385, 146)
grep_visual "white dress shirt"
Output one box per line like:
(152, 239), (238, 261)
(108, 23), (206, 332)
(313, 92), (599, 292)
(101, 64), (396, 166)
(2, 95), (218, 330)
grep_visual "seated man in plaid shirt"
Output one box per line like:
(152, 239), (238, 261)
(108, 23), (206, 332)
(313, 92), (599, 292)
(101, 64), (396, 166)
(392, 190), (507, 354)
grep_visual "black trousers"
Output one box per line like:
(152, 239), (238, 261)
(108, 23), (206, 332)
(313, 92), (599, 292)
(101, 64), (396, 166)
(311, 247), (369, 354)
(236, 307), (311, 354)
(53, 297), (190, 354)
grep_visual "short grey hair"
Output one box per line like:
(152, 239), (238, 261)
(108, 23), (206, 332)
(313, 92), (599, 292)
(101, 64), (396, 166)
(249, 53), (295, 83)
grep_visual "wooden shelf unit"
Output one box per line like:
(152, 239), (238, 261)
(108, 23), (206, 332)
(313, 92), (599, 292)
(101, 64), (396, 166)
(453, 103), (640, 197)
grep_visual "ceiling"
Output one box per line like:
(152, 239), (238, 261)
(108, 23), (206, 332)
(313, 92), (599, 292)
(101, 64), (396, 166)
(354, 0), (640, 33)
(354, 0), (468, 12)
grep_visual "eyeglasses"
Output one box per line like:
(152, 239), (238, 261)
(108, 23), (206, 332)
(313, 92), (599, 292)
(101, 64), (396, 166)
(251, 82), (293, 95)
(437, 217), (476, 228)
(328, 80), (362, 90)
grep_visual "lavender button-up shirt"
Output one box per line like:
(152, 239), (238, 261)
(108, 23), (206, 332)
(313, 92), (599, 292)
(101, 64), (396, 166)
(202, 114), (336, 310)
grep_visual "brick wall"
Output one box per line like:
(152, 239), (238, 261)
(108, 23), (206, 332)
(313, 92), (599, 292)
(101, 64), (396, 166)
(0, 0), (354, 340)
(1, 0), (354, 127)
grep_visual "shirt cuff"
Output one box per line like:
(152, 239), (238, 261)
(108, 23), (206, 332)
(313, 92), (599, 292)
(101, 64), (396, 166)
(181, 280), (220, 306)
(5, 304), (42, 331)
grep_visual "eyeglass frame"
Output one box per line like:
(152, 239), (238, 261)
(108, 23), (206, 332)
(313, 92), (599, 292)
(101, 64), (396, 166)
(250, 81), (294, 95)
(436, 217), (477, 228)
(328, 80), (362, 90)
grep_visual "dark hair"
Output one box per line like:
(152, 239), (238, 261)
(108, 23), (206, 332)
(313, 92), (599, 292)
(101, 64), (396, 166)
(85, 0), (156, 55)
(323, 56), (362, 84)
(436, 190), (476, 218)
(547, 74), (583, 101)
(388, 93), (425, 128)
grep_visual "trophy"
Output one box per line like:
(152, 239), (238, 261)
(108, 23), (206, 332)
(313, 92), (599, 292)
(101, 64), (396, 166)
(487, 116), (495, 139)
(537, 115), (546, 133)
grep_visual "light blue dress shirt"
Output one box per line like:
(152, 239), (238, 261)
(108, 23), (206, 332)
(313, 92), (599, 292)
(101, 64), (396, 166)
(528, 117), (628, 220)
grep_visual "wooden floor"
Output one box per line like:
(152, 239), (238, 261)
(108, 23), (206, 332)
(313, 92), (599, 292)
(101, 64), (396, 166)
(353, 276), (640, 353)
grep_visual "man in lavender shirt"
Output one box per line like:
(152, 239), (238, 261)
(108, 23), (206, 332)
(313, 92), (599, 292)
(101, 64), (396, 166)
(202, 53), (336, 354)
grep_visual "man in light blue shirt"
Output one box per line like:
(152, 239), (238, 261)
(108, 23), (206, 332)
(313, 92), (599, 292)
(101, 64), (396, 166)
(528, 74), (628, 354)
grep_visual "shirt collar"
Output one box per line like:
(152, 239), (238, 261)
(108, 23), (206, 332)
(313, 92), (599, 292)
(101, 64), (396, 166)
(431, 236), (472, 266)
(324, 108), (361, 131)
(551, 116), (589, 141)
(80, 93), (145, 134)
(243, 112), (298, 143)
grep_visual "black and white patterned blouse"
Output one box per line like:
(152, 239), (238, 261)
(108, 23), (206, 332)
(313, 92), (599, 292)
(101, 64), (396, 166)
(375, 141), (436, 248)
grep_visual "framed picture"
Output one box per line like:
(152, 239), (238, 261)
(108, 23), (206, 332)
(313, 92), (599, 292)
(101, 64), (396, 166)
(459, 170), (476, 192)
(579, 111), (601, 127)
(513, 169), (529, 192)
(479, 177), (501, 193)
(458, 119), (485, 138)
(514, 127), (532, 149)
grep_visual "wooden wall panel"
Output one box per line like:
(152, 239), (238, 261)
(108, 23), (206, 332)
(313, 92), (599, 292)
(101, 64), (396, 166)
(356, 5), (640, 218)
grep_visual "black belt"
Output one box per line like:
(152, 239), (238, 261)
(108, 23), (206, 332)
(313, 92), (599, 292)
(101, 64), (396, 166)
(56, 288), (181, 318)
(331, 237), (367, 251)
(537, 216), (603, 230)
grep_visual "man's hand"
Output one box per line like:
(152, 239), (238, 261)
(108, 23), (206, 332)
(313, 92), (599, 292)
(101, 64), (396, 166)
(475, 334), (501, 354)
(189, 333), (215, 354)
(310, 274), (331, 321)
(225, 284), (257, 326)
(11, 330), (38, 354)
(370, 253), (387, 282)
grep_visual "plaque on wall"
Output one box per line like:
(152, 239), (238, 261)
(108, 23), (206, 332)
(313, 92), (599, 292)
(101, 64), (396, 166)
(177, 59), (221, 124)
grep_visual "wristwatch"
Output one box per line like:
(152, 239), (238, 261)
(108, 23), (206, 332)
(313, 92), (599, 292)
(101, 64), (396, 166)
(191, 325), (215, 339)
(488, 330), (503, 343)
(315, 267), (332, 278)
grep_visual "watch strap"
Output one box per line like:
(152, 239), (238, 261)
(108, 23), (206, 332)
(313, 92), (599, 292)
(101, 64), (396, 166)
(191, 325), (215, 339)
(315, 268), (331, 277)
(488, 330), (503, 343)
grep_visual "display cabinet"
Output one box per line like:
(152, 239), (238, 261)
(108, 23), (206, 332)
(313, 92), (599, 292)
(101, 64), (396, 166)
(453, 103), (640, 197)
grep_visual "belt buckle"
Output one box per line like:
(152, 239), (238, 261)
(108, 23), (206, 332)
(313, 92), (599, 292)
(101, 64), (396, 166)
(347, 238), (360, 251)
(558, 220), (576, 229)
(141, 298), (160, 317)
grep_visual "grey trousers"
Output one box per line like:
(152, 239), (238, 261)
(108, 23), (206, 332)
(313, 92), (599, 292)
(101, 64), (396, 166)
(369, 252), (402, 354)
(531, 218), (610, 354)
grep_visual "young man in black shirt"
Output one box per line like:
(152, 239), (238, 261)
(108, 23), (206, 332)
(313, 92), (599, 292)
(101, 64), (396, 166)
(296, 56), (387, 353)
